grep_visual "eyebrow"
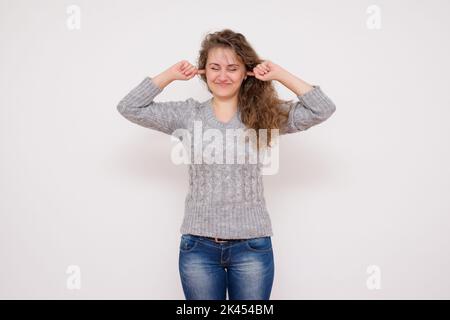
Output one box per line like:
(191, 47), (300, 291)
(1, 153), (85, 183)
(208, 63), (240, 67)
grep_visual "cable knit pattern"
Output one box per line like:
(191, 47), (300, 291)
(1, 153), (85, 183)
(117, 76), (336, 239)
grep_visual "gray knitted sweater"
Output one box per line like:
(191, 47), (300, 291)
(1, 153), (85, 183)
(117, 76), (336, 239)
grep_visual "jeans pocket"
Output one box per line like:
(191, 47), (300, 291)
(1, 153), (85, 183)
(245, 236), (272, 252)
(179, 234), (198, 252)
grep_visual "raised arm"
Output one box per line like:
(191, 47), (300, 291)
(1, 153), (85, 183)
(248, 60), (336, 135)
(277, 70), (336, 135)
(278, 84), (337, 135)
(116, 61), (200, 135)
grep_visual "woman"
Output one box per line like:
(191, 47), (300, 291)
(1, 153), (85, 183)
(117, 29), (336, 300)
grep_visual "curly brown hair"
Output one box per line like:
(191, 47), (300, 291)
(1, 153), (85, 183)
(196, 28), (294, 151)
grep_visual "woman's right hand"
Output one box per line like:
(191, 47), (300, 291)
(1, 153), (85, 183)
(167, 60), (205, 81)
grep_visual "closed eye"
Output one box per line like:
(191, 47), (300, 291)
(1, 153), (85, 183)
(212, 68), (238, 71)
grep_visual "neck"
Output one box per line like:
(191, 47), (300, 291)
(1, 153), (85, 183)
(212, 95), (238, 114)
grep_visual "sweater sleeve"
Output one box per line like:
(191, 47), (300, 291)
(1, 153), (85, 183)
(116, 76), (196, 135)
(279, 85), (336, 135)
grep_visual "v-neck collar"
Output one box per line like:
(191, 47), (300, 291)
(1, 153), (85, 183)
(204, 98), (240, 128)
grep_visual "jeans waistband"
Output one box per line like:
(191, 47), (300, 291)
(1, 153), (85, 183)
(188, 234), (248, 243)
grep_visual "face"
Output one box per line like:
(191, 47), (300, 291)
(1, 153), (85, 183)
(205, 47), (247, 99)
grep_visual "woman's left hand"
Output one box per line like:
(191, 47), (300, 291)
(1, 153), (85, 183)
(247, 60), (286, 82)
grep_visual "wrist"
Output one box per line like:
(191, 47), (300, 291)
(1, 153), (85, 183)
(275, 69), (293, 84)
(152, 70), (174, 89)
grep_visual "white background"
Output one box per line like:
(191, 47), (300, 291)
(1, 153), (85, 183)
(1, 0), (449, 299)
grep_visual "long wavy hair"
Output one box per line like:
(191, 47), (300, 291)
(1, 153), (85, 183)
(196, 28), (294, 151)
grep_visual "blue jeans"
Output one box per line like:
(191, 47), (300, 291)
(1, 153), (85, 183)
(178, 234), (275, 300)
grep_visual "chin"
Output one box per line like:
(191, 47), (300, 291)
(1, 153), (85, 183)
(213, 89), (237, 96)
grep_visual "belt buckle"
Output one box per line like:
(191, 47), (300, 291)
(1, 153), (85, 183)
(214, 237), (228, 243)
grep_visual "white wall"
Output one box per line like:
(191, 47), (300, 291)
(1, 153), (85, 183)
(1, 0), (449, 299)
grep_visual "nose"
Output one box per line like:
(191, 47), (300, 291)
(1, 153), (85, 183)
(217, 70), (230, 82)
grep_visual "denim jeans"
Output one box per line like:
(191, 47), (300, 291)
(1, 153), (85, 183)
(178, 234), (275, 300)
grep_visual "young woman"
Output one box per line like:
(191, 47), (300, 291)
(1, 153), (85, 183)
(117, 29), (336, 300)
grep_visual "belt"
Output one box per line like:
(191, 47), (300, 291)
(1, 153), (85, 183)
(203, 236), (246, 243)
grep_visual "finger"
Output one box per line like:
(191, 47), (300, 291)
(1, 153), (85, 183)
(259, 63), (269, 72)
(184, 65), (194, 73)
(247, 71), (255, 76)
(184, 66), (195, 75)
(259, 62), (269, 71)
(197, 69), (206, 75)
(258, 68), (267, 75)
(181, 62), (191, 71)
(258, 64), (268, 71)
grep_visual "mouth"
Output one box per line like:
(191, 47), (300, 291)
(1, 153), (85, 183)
(215, 83), (231, 87)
